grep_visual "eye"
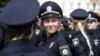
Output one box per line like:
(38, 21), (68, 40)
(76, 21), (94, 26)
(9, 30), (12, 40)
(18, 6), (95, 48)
(43, 19), (49, 23)
(52, 19), (58, 22)
(87, 21), (94, 23)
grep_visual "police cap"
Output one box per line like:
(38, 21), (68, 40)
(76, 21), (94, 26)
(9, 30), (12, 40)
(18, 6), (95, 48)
(39, 1), (63, 19)
(61, 18), (68, 27)
(88, 11), (100, 21)
(70, 8), (89, 20)
(0, 0), (40, 25)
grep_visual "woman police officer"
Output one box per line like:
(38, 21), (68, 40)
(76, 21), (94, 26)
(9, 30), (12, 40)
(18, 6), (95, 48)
(34, 1), (72, 56)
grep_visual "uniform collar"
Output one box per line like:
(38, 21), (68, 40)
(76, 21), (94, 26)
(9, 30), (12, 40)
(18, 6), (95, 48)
(42, 30), (58, 41)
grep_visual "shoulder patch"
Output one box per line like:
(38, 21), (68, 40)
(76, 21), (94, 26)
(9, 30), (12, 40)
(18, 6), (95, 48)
(72, 38), (79, 47)
(69, 34), (72, 38)
(94, 39), (99, 46)
(59, 45), (69, 56)
(35, 29), (40, 35)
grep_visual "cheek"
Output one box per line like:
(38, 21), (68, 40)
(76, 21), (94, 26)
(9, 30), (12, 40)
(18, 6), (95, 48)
(90, 23), (95, 27)
(42, 23), (48, 29)
(53, 22), (60, 28)
(87, 24), (92, 26)
(87, 24), (91, 27)
(43, 23), (48, 26)
(88, 24), (95, 29)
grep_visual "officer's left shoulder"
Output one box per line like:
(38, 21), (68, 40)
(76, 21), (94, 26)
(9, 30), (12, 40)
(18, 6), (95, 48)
(59, 45), (71, 56)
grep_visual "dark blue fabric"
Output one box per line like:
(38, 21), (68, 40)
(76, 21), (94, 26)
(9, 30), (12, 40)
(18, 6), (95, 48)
(70, 8), (89, 20)
(39, 1), (63, 19)
(0, 39), (49, 56)
(87, 29), (100, 56)
(70, 31), (90, 56)
(3, 52), (48, 56)
(34, 30), (72, 56)
(61, 19), (68, 27)
(88, 11), (100, 21)
(0, 0), (40, 25)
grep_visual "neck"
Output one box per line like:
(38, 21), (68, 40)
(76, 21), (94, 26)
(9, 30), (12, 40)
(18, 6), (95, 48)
(46, 31), (57, 38)
(46, 32), (51, 38)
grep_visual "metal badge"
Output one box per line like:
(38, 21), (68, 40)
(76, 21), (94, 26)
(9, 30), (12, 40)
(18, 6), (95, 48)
(46, 6), (52, 12)
(41, 5), (61, 17)
(94, 39), (99, 46)
(72, 38), (79, 47)
(69, 34), (72, 39)
(59, 45), (69, 56)
(62, 49), (68, 55)
(35, 29), (40, 35)
(49, 42), (54, 49)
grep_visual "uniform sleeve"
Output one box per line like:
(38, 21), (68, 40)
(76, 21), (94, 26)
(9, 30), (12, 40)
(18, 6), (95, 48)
(92, 30), (100, 56)
(70, 34), (90, 56)
(31, 29), (43, 46)
(57, 32), (72, 56)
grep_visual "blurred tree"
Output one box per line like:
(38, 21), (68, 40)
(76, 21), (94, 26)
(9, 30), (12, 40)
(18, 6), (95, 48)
(0, 0), (10, 8)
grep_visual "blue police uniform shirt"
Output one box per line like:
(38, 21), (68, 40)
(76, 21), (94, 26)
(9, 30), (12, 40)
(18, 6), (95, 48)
(70, 31), (90, 56)
(0, 39), (49, 56)
(8, 52), (48, 56)
(61, 28), (76, 44)
(33, 30), (72, 56)
(86, 28), (100, 56)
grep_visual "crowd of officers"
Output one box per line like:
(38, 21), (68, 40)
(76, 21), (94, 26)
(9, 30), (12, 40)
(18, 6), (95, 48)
(0, 0), (100, 56)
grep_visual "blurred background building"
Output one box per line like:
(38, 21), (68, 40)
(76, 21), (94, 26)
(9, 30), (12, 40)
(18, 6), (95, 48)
(38, 0), (100, 17)
(0, 0), (100, 17)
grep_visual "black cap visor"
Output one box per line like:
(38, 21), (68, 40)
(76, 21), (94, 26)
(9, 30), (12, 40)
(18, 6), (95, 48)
(41, 12), (61, 20)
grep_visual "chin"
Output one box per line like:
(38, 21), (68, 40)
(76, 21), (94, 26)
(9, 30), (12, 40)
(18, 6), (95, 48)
(47, 30), (57, 34)
(88, 28), (93, 30)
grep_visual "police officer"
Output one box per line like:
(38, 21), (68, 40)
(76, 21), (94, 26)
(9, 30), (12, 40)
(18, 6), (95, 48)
(86, 11), (99, 30)
(88, 11), (100, 33)
(36, 1), (72, 56)
(0, 0), (49, 56)
(70, 8), (94, 56)
(60, 18), (69, 30)
(60, 18), (73, 45)
(86, 11), (100, 56)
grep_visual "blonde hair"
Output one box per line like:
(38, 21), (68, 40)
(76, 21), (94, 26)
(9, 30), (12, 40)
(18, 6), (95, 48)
(77, 22), (94, 56)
